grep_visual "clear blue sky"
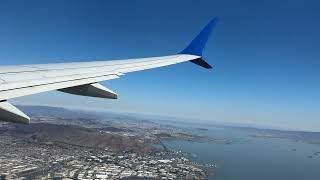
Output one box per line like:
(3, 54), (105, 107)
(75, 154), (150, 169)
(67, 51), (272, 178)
(1, 0), (320, 131)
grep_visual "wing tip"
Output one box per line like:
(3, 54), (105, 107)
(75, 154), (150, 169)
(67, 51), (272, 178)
(180, 17), (218, 69)
(190, 58), (213, 69)
(180, 16), (219, 57)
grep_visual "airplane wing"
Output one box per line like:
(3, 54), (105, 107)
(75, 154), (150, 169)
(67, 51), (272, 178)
(0, 17), (218, 124)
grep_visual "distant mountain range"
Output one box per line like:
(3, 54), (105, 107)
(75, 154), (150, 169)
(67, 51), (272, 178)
(17, 105), (97, 119)
(11, 105), (320, 146)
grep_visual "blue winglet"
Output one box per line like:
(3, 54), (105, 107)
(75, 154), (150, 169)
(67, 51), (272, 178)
(180, 17), (218, 57)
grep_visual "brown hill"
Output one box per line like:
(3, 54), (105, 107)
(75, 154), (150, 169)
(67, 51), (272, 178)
(5, 123), (154, 153)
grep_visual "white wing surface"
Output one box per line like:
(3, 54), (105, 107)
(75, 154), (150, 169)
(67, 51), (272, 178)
(0, 17), (218, 124)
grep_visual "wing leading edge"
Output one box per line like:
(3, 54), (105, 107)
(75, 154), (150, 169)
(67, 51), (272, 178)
(0, 17), (218, 124)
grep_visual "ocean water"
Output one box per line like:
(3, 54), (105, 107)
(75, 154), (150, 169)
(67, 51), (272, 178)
(162, 126), (320, 180)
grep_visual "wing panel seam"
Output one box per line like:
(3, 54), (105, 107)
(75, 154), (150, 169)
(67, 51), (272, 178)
(0, 57), (187, 91)
(0, 56), (180, 75)
(0, 74), (118, 93)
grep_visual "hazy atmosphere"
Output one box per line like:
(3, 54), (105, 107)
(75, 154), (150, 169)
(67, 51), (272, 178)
(1, 0), (319, 131)
(1, 1), (320, 180)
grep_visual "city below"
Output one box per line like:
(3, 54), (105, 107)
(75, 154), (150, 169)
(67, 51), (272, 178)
(0, 106), (213, 180)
